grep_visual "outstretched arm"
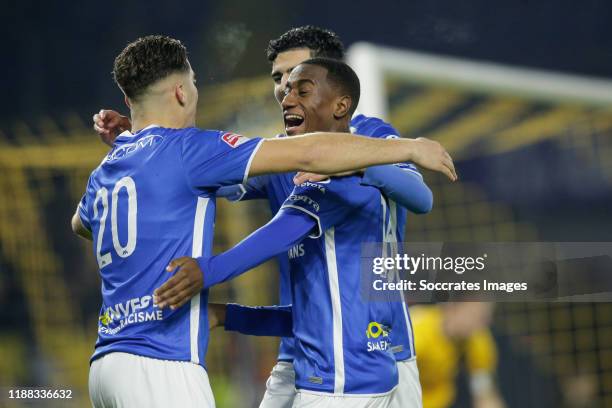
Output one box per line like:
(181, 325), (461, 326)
(200, 208), (315, 289)
(92, 110), (457, 180)
(153, 208), (316, 309)
(250, 134), (457, 181)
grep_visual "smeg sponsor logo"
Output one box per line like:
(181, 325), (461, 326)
(366, 321), (391, 352)
(105, 134), (164, 162)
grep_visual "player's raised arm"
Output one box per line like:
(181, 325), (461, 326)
(249, 133), (457, 181)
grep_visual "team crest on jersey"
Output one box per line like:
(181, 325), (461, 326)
(221, 132), (249, 148)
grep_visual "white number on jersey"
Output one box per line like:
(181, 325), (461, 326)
(93, 176), (138, 268)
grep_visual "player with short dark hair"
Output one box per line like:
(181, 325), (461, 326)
(75, 35), (454, 408)
(266, 25), (345, 62)
(300, 57), (361, 116)
(113, 35), (191, 100)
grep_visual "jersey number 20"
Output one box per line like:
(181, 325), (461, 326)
(93, 176), (137, 268)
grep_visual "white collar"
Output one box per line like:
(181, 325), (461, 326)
(120, 123), (161, 138)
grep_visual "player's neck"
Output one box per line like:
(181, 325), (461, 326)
(130, 108), (193, 133)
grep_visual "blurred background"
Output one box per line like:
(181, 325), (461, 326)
(1, 0), (612, 407)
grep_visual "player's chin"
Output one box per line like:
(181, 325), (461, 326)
(285, 124), (306, 136)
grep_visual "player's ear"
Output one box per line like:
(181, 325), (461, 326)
(175, 83), (186, 107)
(123, 95), (131, 109)
(333, 95), (351, 119)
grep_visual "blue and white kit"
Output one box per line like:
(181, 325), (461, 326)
(78, 125), (262, 366)
(217, 114), (430, 364)
(208, 115), (433, 395)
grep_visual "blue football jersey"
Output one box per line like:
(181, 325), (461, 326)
(280, 176), (398, 394)
(78, 125), (262, 367)
(220, 115), (418, 363)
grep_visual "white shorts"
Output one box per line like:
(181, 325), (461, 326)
(89, 352), (215, 408)
(259, 361), (296, 408)
(391, 359), (422, 408)
(260, 359), (421, 408)
(292, 391), (394, 408)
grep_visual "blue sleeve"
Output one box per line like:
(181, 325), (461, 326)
(281, 177), (372, 237)
(225, 303), (293, 337)
(181, 129), (264, 191)
(216, 175), (270, 202)
(215, 184), (246, 201)
(78, 193), (91, 231)
(361, 165), (433, 213)
(352, 116), (432, 213)
(77, 176), (95, 231)
(199, 207), (316, 289)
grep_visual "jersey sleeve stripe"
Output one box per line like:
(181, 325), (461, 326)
(233, 184), (248, 202)
(190, 196), (209, 365)
(243, 139), (265, 184)
(280, 204), (323, 239)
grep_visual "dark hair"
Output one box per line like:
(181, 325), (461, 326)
(266, 26), (344, 62)
(300, 58), (360, 116)
(113, 35), (190, 100)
